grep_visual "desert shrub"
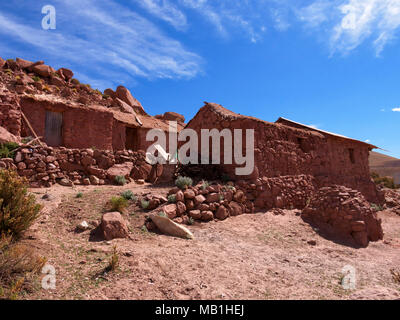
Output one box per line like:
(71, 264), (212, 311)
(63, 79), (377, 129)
(21, 136), (34, 144)
(121, 190), (136, 201)
(140, 199), (149, 210)
(76, 192), (83, 198)
(114, 175), (126, 186)
(32, 76), (41, 82)
(105, 245), (119, 272)
(71, 78), (80, 85)
(167, 194), (176, 203)
(158, 211), (167, 217)
(0, 170), (42, 238)
(371, 203), (384, 212)
(175, 176), (193, 190)
(110, 196), (128, 213)
(200, 180), (209, 190)
(188, 217), (194, 225)
(371, 172), (399, 189)
(0, 235), (46, 299)
(102, 94), (110, 99)
(0, 142), (19, 159)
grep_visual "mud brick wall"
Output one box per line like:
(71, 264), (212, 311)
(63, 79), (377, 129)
(20, 97), (114, 150)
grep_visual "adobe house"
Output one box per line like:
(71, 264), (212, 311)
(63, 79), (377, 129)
(19, 95), (184, 152)
(185, 102), (381, 203)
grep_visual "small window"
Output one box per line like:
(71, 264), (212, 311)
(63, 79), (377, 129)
(348, 148), (355, 164)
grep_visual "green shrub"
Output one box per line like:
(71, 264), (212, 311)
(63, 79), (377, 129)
(110, 196), (128, 213)
(158, 211), (167, 217)
(200, 180), (210, 190)
(114, 175), (126, 186)
(167, 194), (176, 203)
(0, 170), (42, 239)
(32, 76), (41, 82)
(188, 217), (194, 225)
(121, 190), (136, 201)
(140, 199), (149, 210)
(371, 203), (384, 212)
(175, 176), (193, 190)
(76, 192), (83, 198)
(371, 172), (399, 189)
(0, 142), (19, 159)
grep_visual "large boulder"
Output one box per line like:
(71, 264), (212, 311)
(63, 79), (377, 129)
(302, 185), (384, 247)
(56, 68), (74, 81)
(115, 86), (146, 115)
(16, 57), (33, 69)
(32, 64), (53, 78)
(112, 97), (134, 114)
(106, 162), (133, 180)
(155, 112), (185, 123)
(149, 213), (194, 239)
(100, 212), (129, 240)
(0, 126), (20, 144)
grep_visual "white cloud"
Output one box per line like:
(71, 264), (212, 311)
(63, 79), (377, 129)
(296, 0), (331, 28)
(392, 108), (400, 112)
(133, 0), (187, 30)
(297, 0), (400, 56)
(0, 0), (202, 89)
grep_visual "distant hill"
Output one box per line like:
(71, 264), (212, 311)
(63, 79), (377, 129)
(369, 151), (400, 184)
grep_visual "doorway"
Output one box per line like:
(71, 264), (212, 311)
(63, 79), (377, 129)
(125, 127), (139, 151)
(45, 110), (63, 147)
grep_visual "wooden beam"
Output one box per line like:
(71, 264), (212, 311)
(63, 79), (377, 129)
(20, 111), (44, 147)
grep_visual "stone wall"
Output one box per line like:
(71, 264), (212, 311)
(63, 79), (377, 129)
(0, 146), (156, 187)
(302, 185), (384, 247)
(0, 93), (21, 136)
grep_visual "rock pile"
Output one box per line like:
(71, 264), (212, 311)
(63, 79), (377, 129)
(0, 57), (146, 114)
(302, 185), (384, 247)
(383, 188), (400, 215)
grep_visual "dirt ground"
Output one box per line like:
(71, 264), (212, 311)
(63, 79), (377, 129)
(19, 182), (400, 300)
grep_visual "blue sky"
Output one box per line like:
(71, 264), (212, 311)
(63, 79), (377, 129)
(0, 0), (399, 157)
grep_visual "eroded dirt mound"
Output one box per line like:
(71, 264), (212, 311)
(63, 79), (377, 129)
(302, 185), (383, 247)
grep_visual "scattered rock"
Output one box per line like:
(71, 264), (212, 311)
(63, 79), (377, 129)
(100, 212), (129, 240)
(149, 213), (194, 239)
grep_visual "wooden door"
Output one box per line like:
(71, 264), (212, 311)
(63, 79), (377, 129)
(45, 111), (63, 147)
